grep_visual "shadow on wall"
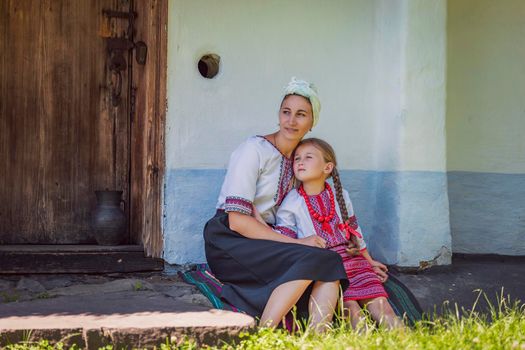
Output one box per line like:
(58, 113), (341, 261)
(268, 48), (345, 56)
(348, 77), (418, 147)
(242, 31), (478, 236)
(163, 169), (402, 265)
(163, 169), (226, 264)
(339, 171), (400, 265)
(448, 172), (525, 256)
(446, 0), (525, 257)
(163, 169), (455, 266)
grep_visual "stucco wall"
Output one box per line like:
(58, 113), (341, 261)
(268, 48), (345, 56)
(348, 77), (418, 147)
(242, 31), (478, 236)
(167, 0), (381, 171)
(165, 0), (450, 266)
(397, 0), (450, 266)
(447, 0), (525, 255)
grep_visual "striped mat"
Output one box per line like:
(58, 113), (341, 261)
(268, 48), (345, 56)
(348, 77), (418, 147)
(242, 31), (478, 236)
(179, 264), (423, 326)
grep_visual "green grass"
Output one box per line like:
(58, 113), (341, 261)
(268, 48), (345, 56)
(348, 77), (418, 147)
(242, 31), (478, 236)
(1, 291), (20, 303)
(3, 293), (524, 350)
(213, 293), (525, 350)
(34, 292), (51, 300)
(2, 339), (69, 350)
(226, 306), (524, 350)
(133, 281), (144, 291)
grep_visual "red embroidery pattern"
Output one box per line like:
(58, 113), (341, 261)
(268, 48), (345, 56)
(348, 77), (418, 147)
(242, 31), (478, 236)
(347, 215), (358, 230)
(331, 245), (388, 301)
(256, 135), (294, 207)
(274, 157), (293, 206)
(273, 225), (297, 239)
(225, 196), (253, 216)
(299, 183), (337, 234)
(307, 189), (348, 248)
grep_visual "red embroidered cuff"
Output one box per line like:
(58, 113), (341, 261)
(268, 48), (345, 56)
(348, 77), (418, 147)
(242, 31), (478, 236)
(224, 196), (253, 216)
(273, 225), (298, 239)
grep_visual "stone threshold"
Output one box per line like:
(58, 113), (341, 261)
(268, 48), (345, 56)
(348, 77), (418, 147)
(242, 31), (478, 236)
(0, 292), (255, 348)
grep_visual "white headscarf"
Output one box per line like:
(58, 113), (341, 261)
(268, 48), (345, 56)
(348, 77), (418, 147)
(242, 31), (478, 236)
(283, 77), (321, 127)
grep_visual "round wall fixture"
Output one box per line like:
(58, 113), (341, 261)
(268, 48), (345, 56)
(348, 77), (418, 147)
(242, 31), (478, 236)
(198, 54), (220, 79)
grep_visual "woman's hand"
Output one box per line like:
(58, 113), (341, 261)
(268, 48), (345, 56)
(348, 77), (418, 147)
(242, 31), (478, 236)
(370, 260), (389, 283)
(297, 235), (326, 248)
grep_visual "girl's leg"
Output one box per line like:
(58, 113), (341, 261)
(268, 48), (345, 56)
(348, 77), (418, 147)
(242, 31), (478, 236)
(343, 300), (365, 329)
(260, 279), (312, 327)
(308, 280), (340, 332)
(360, 297), (403, 329)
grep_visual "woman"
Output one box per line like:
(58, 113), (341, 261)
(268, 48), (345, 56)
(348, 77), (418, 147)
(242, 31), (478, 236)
(203, 78), (349, 330)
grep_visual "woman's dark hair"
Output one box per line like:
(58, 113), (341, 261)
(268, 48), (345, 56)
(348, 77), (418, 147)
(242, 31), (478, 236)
(294, 138), (360, 255)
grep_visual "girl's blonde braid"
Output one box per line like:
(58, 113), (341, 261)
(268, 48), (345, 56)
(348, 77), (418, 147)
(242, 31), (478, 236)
(332, 168), (360, 256)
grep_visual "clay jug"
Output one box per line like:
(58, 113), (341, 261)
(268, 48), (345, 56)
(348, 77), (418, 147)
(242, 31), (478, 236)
(92, 190), (126, 245)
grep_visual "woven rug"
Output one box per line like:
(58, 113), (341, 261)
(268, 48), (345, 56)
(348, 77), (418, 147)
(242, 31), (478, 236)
(179, 263), (423, 326)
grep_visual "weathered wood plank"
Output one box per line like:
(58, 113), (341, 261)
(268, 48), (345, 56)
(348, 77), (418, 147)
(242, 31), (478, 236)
(131, 0), (167, 257)
(0, 244), (143, 252)
(0, 0), (131, 244)
(0, 251), (163, 274)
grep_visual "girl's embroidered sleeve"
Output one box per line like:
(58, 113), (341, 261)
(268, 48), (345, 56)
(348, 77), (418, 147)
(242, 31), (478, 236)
(223, 140), (260, 216)
(343, 189), (367, 250)
(273, 196), (298, 239)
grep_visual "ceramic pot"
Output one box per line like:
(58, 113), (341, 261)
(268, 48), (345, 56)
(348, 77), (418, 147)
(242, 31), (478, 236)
(92, 190), (126, 245)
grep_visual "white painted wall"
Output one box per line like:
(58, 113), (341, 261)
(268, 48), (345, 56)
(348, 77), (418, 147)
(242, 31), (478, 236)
(168, 0), (420, 173)
(400, 0), (447, 172)
(397, 0), (450, 266)
(447, 0), (525, 174)
(165, 0), (451, 267)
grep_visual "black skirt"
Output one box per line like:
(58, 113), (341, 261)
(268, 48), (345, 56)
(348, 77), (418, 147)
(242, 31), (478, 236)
(203, 211), (349, 317)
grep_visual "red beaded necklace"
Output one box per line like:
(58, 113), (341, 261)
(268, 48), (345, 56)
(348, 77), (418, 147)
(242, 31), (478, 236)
(298, 182), (336, 234)
(298, 182), (363, 241)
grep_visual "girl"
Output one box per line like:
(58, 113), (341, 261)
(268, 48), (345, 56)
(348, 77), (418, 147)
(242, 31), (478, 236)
(272, 138), (402, 329)
(204, 79), (349, 331)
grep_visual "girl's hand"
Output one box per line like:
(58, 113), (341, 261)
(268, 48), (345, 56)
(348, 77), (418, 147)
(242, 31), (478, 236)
(370, 260), (388, 282)
(346, 241), (360, 255)
(373, 266), (388, 283)
(297, 235), (326, 248)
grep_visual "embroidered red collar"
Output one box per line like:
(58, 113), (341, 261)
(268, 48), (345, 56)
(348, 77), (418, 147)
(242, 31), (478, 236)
(298, 183), (336, 234)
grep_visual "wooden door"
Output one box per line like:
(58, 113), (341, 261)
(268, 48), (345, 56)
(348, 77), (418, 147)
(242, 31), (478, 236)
(0, 0), (131, 244)
(130, 0), (167, 257)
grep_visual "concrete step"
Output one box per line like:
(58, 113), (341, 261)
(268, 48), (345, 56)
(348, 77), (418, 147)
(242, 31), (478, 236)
(0, 291), (255, 348)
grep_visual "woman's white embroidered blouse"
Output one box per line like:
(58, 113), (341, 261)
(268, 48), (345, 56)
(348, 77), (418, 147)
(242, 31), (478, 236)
(216, 136), (293, 225)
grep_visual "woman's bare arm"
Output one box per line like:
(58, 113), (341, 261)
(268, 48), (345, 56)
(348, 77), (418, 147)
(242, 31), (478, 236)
(229, 212), (296, 242)
(228, 212), (326, 247)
